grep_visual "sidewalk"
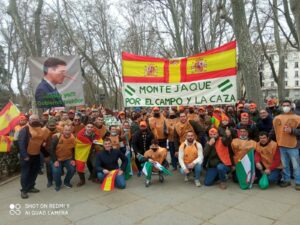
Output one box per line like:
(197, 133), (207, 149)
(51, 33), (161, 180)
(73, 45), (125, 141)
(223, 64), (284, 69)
(0, 171), (299, 225)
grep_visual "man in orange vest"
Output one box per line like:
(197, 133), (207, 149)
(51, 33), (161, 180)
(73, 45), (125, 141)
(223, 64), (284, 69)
(108, 125), (121, 150)
(142, 139), (168, 186)
(271, 100), (300, 190)
(178, 131), (203, 187)
(42, 118), (58, 187)
(148, 107), (167, 148)
(50, 125), (76, 191)
(203, 128), (233, 189)
(187, 106), (199, 122)
(174, 112), (204, 152)
(18, 115), (48, 199)
(255, 132), (281, 185)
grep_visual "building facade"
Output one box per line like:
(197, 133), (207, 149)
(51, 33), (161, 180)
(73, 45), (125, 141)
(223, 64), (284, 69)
(261, 48), (300, 100)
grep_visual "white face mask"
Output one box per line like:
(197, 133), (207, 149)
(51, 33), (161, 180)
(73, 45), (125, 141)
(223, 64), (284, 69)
(282, 106), (291, 113)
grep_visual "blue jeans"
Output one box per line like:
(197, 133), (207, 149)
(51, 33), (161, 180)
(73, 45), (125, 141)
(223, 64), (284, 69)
(280, 147), (300, 184)
(204, 163), (230, 186)
(52, 159), (75, 188)
(169, 142), (178, 169)
(97, 172), (126, 189)
(180, 163), (202, 180)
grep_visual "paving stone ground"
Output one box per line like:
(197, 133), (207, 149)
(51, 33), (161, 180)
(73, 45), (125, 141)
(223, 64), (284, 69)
(0, 169), (300, 225)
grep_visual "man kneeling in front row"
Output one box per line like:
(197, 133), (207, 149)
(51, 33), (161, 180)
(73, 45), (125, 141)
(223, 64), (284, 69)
(178, 131), (203, 187)
(95, 138), (128, 189)
(255, 132), (281, 185)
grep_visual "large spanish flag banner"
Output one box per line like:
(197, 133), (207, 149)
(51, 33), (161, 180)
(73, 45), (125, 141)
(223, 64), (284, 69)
(122, 41), (237, 106)
(0, 102), (21, 135)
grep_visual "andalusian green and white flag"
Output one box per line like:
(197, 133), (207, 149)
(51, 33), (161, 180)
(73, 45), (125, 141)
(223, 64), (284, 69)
(236, 149), (256, 190)
(153, 162), (173, 176)
(142, 161), (153, 180)
(125, 149), (133, 180)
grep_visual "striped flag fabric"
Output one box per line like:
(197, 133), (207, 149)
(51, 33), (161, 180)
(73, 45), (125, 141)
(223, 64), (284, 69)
(75, 139), (92, 173)
(142, 161), (153, 180)
(122, 41), (236, 83)
(235, 149), (256, 190)
(125, 149), (133, 180)
(0, 102), (21, 135)
(122, 41), (237, 106)
(101, 169), (119, 191)
(211, 113), (222, 128)
(153, 162), (173, 176)
(0, 136), (14, 153)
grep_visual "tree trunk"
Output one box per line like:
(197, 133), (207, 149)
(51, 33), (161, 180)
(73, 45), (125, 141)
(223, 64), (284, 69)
(273, 0), (288, 100)
(230, 0), (264, 108)
(191, 0), (202, 54)
(290, 0), (300, 50)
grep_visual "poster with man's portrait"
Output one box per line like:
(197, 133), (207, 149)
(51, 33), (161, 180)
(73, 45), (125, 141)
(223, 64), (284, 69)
(28, 56), (85, 109)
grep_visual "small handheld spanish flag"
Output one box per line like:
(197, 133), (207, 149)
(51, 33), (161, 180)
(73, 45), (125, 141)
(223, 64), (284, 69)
(101, 169), (119, 191)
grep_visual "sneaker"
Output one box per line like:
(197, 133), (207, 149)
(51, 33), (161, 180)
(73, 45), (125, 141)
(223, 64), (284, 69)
(195, 180), (201, 187)
(64, 183), (73, 188)
(219, 182), (227, 190)
(184, 175), (189, 182)
(295, 184), (300, 191)
(21, 191), (28, 199)
(28, 188), (40, 193)
(279, 181), (291, 188)
(55, 186), (60, 192)
(47, 182), (53, 188)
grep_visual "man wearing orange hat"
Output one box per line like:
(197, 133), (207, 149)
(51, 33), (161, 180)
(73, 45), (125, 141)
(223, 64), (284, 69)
(236, 112), (259, 141)
(187, 106), (199, 122)
(174, 112), (204, 152)
(41, 111), (49, 127)
(57, 112), (72, 132)
(249, 103), (259, 123)
(68, 109), (75, 121)
(148, 107), (167, 148)
(198, 107), (212, 131)
(117, 111), (127, 124)
(204, 127), (233, 189)
(166, 111), (179, 170)
(132, 121), (154, 176)
(266, 98), (281, 118)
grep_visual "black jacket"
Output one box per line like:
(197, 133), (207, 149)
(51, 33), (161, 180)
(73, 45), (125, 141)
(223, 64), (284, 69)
(131, 129), (154, 154)
(95, 149), (127, 173)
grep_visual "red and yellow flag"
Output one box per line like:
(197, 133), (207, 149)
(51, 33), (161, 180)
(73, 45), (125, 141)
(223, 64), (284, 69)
(0, 102), (21, 135)
(122, 41), (236, 83)
(101, 169), (119, 191)
(75, 139), (92, 173)
(0, 136), (14, 153)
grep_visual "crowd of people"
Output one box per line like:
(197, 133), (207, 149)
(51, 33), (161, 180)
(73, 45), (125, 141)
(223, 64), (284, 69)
(12, 98), (300, 199)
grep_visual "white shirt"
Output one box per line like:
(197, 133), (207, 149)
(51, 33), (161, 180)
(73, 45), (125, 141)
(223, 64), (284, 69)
(178, 140), (203, 170)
